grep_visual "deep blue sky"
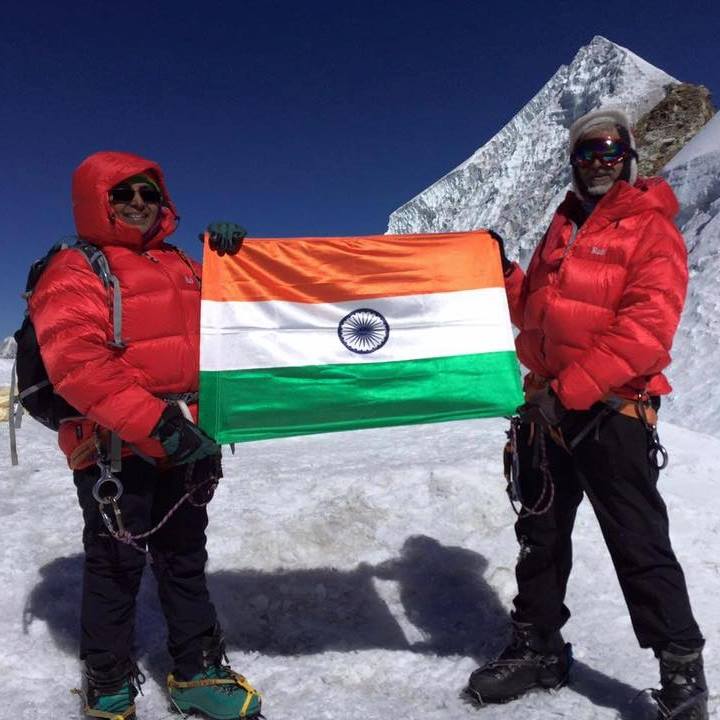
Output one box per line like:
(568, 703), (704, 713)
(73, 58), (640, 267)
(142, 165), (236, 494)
(2, 0), (718, 338)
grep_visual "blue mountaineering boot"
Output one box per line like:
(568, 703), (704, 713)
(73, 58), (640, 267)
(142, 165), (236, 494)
(167, 629), (261, 719)
(465, 621), (572, 705)
(73, 654), (144, 720)
(652, 644), (708, 720)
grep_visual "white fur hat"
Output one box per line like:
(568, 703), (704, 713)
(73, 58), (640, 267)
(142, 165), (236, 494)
(569, 107), (638, 190)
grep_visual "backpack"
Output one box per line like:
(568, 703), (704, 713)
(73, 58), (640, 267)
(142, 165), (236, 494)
(12, 239), (125, 432)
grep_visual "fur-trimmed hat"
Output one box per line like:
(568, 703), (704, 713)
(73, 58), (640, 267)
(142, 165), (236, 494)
(569, 107), (638, 194)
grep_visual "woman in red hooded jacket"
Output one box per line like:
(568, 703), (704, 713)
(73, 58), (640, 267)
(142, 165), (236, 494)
(466, 111), (707, 720)
(30, 151), (261, 719)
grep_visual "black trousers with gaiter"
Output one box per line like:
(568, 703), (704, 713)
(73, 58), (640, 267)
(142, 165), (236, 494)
(74, 456), (219, 679)
(511, 404), (704, 653)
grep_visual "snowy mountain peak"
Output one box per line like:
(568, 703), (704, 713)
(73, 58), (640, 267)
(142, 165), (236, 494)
(388, 38), (720, 438)
(387, 37), (676, 262)
(0, 336), (16, 359)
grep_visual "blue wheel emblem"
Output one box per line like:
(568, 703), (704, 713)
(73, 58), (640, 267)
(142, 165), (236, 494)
(338, 308), (389, 354)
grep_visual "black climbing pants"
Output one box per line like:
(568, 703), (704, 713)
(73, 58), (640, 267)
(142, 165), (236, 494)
(511, 405), (704, 653)
(74, 456), (219, 678)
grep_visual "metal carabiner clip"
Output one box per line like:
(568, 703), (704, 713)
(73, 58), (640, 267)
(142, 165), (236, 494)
(92, 462), (126, 535)
(92, 462), (124, 505)
(649, 441), (669, 471)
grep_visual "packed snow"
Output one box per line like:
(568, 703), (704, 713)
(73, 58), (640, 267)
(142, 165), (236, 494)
(666, 113), (720, 171)
(1, 358), (717, 719)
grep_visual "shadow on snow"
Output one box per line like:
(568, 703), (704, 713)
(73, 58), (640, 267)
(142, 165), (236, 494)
(24, 534), (653, 718)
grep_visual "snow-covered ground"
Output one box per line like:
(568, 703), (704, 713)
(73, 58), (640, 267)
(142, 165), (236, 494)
(1, 357), (717, 719)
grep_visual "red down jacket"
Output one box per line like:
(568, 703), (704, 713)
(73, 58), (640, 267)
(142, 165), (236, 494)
(30, 151), (202, 466)
(504, 177), (688, 410)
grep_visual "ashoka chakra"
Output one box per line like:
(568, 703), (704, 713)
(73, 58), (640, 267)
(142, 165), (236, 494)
(338, 308), (389, 354)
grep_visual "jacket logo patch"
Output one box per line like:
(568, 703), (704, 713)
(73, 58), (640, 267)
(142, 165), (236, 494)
(185, 275), (195, 285)
(590, 246), (607, 256)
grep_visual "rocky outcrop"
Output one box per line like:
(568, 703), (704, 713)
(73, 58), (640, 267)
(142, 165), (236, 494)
(635, 83), (715, 176)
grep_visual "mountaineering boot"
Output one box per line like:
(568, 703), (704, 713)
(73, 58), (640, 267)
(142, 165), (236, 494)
(465, 622), (572, 705)
(652, 644), (708, 720)
(73, 653), (144, 720)
(168, 627), (261, 719)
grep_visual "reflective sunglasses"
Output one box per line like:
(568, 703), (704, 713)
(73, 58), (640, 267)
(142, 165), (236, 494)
(571, 138), (636, 168)
(109, 184), (163, 204)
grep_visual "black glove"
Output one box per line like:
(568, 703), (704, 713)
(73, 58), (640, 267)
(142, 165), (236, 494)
(517, 386), (566, 429)
(487, 229), (514, 275)
(201, 222), (247, 256)
(151, 404), (220, 465)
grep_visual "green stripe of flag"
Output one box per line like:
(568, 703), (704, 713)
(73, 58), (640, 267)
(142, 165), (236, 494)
(199, 351), (523, 443)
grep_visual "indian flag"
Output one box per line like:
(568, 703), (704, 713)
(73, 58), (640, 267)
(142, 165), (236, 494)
(199, 231), (523, 444)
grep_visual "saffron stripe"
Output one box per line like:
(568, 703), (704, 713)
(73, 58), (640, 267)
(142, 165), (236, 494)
(201, 231), (503, 303)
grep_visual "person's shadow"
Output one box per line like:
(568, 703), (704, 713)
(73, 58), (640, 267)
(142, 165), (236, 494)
(24, 535), (654, 718)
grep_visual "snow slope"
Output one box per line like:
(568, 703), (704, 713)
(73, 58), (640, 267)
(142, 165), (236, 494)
(662, 113), (720, 437)
(1, 359), (716, 719)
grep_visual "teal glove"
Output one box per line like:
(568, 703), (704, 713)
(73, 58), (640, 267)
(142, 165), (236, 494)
(201, 222), (247, 256)
(151, 404), (220, 465)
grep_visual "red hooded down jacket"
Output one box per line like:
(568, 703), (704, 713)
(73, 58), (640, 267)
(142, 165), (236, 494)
(29, 151), (202, 466)
(504, 177), (688, 410)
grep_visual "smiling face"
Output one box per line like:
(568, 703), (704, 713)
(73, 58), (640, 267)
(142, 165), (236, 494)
(574, 126), (624, 197)
(109, 180), (161, 233)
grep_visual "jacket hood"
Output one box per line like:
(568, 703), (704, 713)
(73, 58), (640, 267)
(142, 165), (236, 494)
(72, 151), (179, 250)
(565, 176), (679, 224)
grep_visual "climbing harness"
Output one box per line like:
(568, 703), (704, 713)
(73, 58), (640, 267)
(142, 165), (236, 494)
(636, 397), (669, 470)
(91, 430), (218, 554)
(503, 416), (555, 517)
(503, 390), (669, 516)
(92, 458), (218, 554)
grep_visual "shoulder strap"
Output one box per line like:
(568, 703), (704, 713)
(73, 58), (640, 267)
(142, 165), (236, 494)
(163, 243), (201, 286)
(72, 240), (126, 349)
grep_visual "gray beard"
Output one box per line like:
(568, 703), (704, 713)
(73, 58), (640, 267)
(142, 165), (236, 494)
(585, 178), (615, 196)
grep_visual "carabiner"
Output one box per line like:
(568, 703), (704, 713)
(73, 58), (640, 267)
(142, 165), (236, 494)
(92, 462), (124, 505)
(649, 441), (669, 471)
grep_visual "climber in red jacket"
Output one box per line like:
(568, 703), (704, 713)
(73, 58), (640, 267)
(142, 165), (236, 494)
(466, 109), (707, 720)
(30, 151), (261, 719)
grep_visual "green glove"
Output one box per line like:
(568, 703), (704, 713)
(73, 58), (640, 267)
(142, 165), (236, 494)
(201, 222), (247, 256)
(151, 404), (220, 465)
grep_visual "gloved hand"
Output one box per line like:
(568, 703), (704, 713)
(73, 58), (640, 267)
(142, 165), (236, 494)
(201, 222), (247, 256)
(151, 404), (220, 465)
(487, 229), (514, 275)
(517, 386), (566, 430)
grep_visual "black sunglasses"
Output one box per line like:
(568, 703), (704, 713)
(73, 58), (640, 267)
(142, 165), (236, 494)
(109, 184), (163, 204)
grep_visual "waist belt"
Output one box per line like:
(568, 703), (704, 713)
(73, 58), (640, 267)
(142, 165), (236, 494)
(606, 397), (658, 426)
(158, 391), (199, 404)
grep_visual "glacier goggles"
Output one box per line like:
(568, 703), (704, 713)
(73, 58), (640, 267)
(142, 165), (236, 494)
(571, 137), (637, 168)
(108, 183), (163, 204)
